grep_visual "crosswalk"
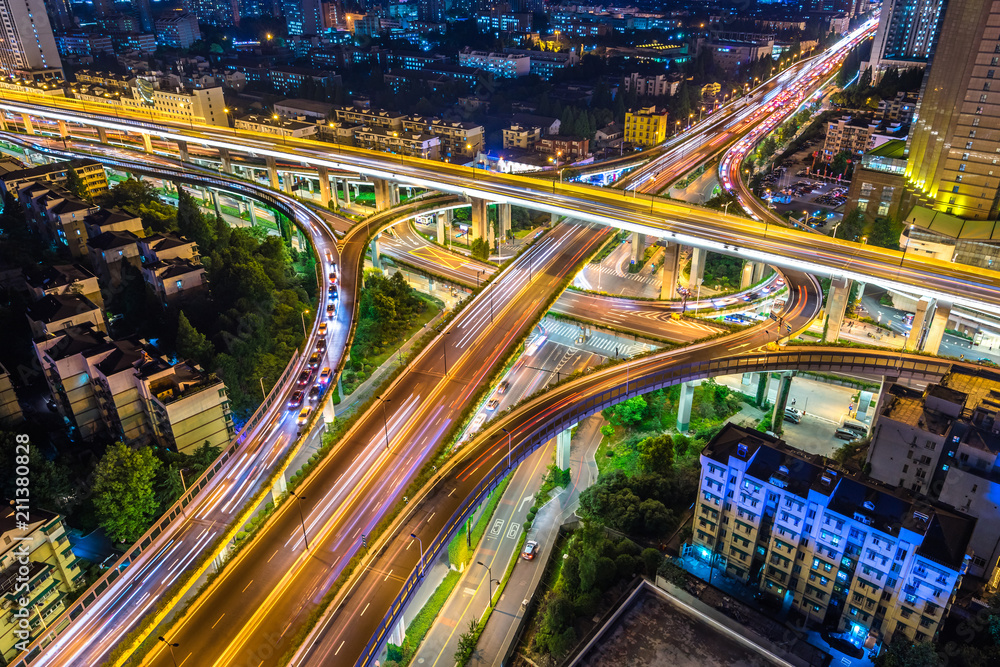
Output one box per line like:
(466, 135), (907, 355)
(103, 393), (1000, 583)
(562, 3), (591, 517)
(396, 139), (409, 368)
(535, 319), (656, 358)
(585, 263), (659, 285)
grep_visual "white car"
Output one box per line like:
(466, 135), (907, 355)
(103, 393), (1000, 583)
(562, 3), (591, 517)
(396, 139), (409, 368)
(469, 412), (487, 434)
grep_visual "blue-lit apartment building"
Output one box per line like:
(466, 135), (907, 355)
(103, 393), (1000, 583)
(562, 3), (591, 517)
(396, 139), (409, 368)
(693, 424), (974, 650)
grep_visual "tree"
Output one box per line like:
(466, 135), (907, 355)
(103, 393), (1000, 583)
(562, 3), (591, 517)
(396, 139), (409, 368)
(176, 311), (215, 366)
(454, 619), (479, 665)
(869, 216), (904, 250)
(92, 443), (161, 544)
(176, 188), (216, 251)
(612, 395), (646, 426)
(64, 168), (89, 200)
(641, 547), (663, 576)
(639, 434), (674, 475)
(836, 209), (866, 242)
(470, 237), (490, 261)
(874, 638), (941, 667)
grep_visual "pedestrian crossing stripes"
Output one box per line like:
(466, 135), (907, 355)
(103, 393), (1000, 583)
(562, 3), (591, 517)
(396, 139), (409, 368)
(586, 264), (658, 285)
(535, 320), (655, 357)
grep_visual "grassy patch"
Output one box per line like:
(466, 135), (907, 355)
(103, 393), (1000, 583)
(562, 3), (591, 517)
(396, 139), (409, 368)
(387, 569), (462, 664)
(596, 426), (641, 476)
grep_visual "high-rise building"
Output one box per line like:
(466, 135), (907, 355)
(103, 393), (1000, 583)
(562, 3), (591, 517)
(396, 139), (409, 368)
(41, 0), (72, 31)
(905, 0), (1000, 219)
(287, 0), (324, 35)
(0, 0), (62, 75)
(135, 0), (154, 32)
(693, 424), (974, 649)
(868, 0), (947, 76)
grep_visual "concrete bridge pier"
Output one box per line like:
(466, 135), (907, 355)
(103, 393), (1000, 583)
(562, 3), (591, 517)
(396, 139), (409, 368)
(317, 166), (331, 205)
(57, 120), (68, 139)
(688, 246), (707, 289)
(740, 261), (754, 289)
(248, 200), (259, 226)
(436, 211), (448, 243)
(556, 424), (575, 471)
(344, 179), (353, 206)
(905, 297), (933, 351)
(824, 277), (851, 343)
(370, 236), (382, 270)
(20, 114), (34, 135)
(498, 203), (511, 243)
(141, 133), (152, 153)
(470, 198), (489, 241)
(373, 178), (394, 211)
(630, 232), (645, 265)
(266, 156), (280, 190)
(752, 261), (766, 284)
(770, 371), (795, 431)
(219, 147), (233, 174)
(177, 139), (189, 162)
(676, 380), (697, 433)
(922, 300), (952, 355)
(659, 242), (680, 300)
(283, 172), (294, 194)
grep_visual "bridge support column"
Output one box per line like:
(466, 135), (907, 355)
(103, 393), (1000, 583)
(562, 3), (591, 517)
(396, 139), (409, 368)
(556, 425), (574, 472)
(470, 197), (488, 241)
(390, 182), (400, 206)
(218, 147), (233, 174)
(177, 139), (188, 162)
(57, 120), (68, 139)
(922, 301), (952, 355)
(317, 166), (331, 205)
(771, 371), (795, 432)
(373, 178), (393, 211)
(824, 277), (851, 343)
(322, 392), (337, 425)
(752, 261), (766, 284)
(210, 190), (222, 219)
(248, 200), (259, 226)
(0, 114), (7, 132)
(20, 114), (34, 135)
(676, 381), (697, 433)
(271, 471), (287, 497)
(95, 126), (108, 144)
(659, 242), (679, 300)
(905, 297), (933, 351)
(630, 232), (644, 265)
(370, 236), (381, 270)
(688, 246), (707, 289)
(266, 156), (280, 190)
(344, 180), (352, 206)
(740, 261), (754, 289)
(141, 133), (152, 153)
(498, 203), (511, 243)
(283, 172), (294, 194)
(436, 211), (448, 243)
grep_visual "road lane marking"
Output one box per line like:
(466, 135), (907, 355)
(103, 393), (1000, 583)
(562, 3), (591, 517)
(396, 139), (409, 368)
(242, 580), (253, 593)
(212, 613), (225, 628)
(335, 640), (345, 656)
(360, 602), (370, 616)
(427, 512), (435, 522)
(384, 569), (393, 581)
(268, 548), (279, 563)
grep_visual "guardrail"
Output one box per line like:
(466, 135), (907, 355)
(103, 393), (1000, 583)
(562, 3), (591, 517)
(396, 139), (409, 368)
(355, 348), (954, 666)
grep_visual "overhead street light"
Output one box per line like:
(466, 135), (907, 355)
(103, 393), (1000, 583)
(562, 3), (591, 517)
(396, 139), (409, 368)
(289, 491), (310, 551)
(158, 637), (179, 667)
(411, 533), (424, 577)
(376, 394), (391, 450)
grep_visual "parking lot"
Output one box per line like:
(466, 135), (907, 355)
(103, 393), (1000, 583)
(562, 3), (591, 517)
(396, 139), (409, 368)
(758, 165), (848, 231)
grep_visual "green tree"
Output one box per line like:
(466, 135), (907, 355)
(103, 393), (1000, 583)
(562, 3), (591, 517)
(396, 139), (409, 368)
(470, 237), (490, 261)
(176, 311), (215, 366)
(176, 188), (216, 251)
(836, 209), (866, 242)
(874, 637), (941, 667)
(869, 216), (904, 250)
(454, 619), (479, 665)
(640, 547), (663, 576)
(64, 168), (89, 200)
(0, 429), (75, 513)
(639, 434), (674, 475)
(92, 443), (161, 544)
(612, 395), (646, 426)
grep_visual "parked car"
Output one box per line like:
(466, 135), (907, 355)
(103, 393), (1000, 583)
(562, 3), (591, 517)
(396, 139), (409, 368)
(835, 427), (859, 440)
(784, 407), (801, 424)
(522, 541), (539, 560)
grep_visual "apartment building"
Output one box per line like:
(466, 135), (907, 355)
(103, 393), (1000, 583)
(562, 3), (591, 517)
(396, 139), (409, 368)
(822, 116), (882, 161)
(235, 114), (319, 139)
(138, 233), (206, 305)
(0, 362), (23, 425)
(501, 48), (579, 79)
(694, 424), (974, 650)
(458, 50), (530, 78)
(155, 11), (201, 49)
(82, 208), (143, 238)
(0, 158), (110, 199)
(400, 117), (484, 158)
(274, 98), (337, 122)
(33, 324), (234, 450)
(25, 263), (103, 309)
(353, 127), (441, 160)
(868, 365), (1000, 583)
(0, 505), (83, 663)
(17, 183), (99, 257)
(74, 77), (227, 127)
(625, 106), (669, 147)
(623, 72), (682, 98)
(24, 293), (106, 339)
(87, 230), (142, 287)
(536, 135), (590, 160)
(333, 105), (405, 131)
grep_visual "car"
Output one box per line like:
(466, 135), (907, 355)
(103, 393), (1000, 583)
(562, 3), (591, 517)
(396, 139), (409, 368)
(288, 390), (304, 409)
(522, 541), (539, 560)
(486, 398), (500, 411)
(297, 370), (312, 386)
(326, 302), (336, 318)
(297, 406), (312, 425)
(317, 338), (327, 352)
(835, 427), (859, 440)
(308, 385), (321, 402)
(783, 408), (801, 424)
(329, 289), (339, 302)
(318, 367), (332, 384)
(470, 412), (487, 434)
(308, 352), (321, 368)
(328, 272), (338, 284)
(318, 322), (328, 338)
(497, 380), (510, 395)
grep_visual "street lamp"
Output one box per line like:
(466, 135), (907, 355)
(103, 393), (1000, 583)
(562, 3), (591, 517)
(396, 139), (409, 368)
(289, 491), (310, 551)
(478, 560), (496, 608)
(900, 222), (915, 267)
(223, 107), (237, 138)
(158, 637), (179, 667)
(501, 426), (512, 469)
(411, 533), (424, 577)
(300, 309), (309, 338)
(259, 376), (267, 399)
(376, 394), (391, 450)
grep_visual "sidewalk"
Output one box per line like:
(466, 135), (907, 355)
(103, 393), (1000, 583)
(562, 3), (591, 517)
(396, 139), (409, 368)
(471, 414), (604, 666)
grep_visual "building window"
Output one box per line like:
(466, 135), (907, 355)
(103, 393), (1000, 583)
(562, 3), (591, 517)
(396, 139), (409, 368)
(967, 141), (974, 149)
(857, 198), (869, 212)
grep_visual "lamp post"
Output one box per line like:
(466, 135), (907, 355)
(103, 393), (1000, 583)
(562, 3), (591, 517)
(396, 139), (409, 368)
(300, 310), (309, 338)
(501, 426), (512, 469)
(289, 491), (310, 550)
(900, 222), (915, 267)
(259, 376), (267, 399)
(273, 113), (287, 146)
(411, 533), (424, 577)
(376, 395), (391, 450)
(158, 637), (179, 667)
(478, 560), (496, 608)
(223, 107), (237, 138)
